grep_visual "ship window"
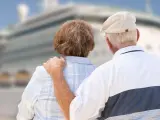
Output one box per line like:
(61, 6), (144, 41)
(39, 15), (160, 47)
(15, 70), (30, 80)
(0, 72), (11, 80)
(15, 70), (31, 86)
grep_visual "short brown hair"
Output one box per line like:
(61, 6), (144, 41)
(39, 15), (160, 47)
(53, 20), (95, 57)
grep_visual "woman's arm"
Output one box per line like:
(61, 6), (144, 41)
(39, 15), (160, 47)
(17, 66), (44, 120)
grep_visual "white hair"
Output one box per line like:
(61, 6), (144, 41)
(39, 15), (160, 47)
(106, 30), (137, 47)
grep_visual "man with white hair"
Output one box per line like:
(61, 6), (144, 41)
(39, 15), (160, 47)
(44, 11), (160, 120)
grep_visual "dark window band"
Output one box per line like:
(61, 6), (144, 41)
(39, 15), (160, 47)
(9, 16), (75, 39)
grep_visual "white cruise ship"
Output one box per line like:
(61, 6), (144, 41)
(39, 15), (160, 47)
(0, 1), (160, 86)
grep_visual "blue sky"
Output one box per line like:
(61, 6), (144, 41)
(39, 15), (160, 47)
(0, 0), (38, 29)
(0, 0), (159, 29)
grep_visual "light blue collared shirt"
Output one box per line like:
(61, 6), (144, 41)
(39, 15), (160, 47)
(17, 56), (95, 120)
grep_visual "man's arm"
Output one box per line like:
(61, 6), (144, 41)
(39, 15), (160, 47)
(44, 57), (109, 120)
(44, 57), (74, 120)
(69, 69), (107, 120)
(53, 72), (75, 120)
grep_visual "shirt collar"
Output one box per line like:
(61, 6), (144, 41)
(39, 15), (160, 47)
(113, 45), (144, 59)
(65, 56), (92, 65)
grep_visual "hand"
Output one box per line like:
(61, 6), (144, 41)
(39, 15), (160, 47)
(43, 57), (65, 80)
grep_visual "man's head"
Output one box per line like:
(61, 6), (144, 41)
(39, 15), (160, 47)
(101, 11), (140, 53)
(53, 20), (94, 57)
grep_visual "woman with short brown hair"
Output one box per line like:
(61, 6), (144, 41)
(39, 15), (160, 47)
(54, 20), (94, 57)
(17, 20), (96, 120)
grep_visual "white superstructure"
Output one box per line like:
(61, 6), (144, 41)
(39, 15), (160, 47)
(0, 3), (160, 83)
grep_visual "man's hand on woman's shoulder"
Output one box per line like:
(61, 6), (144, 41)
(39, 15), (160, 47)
(43, 57), (65, 80)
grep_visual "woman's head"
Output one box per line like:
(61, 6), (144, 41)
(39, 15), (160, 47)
(53, 20), (95, 57)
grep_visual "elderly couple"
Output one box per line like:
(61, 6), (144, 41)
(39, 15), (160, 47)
(17, 11), (160, 120)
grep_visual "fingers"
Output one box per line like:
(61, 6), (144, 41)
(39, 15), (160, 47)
(60, 56), (65, 61)
(43, 56), (65, 68)
(43, 56), (66, 76)
(60, 57), (65, 65)
(43, 62), (50, 73)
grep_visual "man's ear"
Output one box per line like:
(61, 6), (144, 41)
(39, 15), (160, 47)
(106, 37), (112, 50)
(106, 37), (116, 53)
(137, 29), (140, 41)
(106, 36), (118, 54)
